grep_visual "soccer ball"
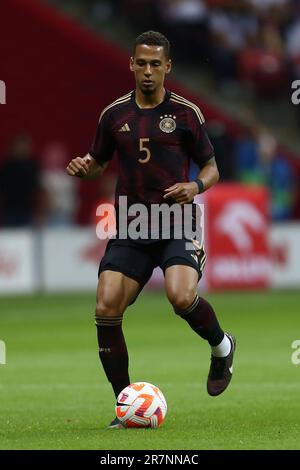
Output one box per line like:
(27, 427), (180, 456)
(115, 382), (167, 428)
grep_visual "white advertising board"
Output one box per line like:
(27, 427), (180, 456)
(42, 229), (107, 291)
(1, 224), (299, 294)
(0, 231), (36, 293)
(270, 224), (300, 288)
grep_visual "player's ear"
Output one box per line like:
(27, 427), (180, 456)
(129, 57), (134, 72)
(165, 59), (172, 74)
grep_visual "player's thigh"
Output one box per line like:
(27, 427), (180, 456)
(164, 264), (199, 310)
(96, 270), (141, 316)
(160, 238), (201, 309)
(98, 239), (156, 311)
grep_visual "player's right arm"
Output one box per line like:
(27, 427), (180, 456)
(66, 154), (108, 179)
(67, 105), (115, 179)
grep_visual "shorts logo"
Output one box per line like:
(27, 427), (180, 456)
(159, 115), (176, 133)
(190, 253), (198, 263)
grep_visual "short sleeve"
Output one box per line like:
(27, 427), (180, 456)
(89, 109), (115, 165)
(186, 107), (215, 167)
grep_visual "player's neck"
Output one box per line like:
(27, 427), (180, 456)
(135, 87), (166, 109)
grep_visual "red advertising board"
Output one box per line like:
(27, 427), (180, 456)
(205, 184), (271, 290)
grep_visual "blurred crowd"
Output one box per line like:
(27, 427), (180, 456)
(1, 0), (299, 228)
(0, 134), (117, 229)
(123, 0), (300, 96)
(190, 112), (297, 221)
(0, 135), (78, 228)
(56, 0), (300, 96)
(0, 126), (297, 229)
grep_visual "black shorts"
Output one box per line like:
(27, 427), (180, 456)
(98, 238), (206, 303)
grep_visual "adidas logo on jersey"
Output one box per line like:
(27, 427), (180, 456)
(118, 123), (131, 132)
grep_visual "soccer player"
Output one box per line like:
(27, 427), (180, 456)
(66, 31), (236, 428)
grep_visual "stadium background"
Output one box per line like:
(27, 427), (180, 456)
(0, 0), (299, 450)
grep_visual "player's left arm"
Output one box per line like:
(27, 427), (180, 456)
(163, 157), (219, 204)
(195, 155), (220, 192)
(164, 108), (219, 204)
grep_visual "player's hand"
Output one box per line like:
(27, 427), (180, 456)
(66, 156), (91, 177)
(163, 182), (199, 205)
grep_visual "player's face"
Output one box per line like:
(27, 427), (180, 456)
(130, 45), (171, 95)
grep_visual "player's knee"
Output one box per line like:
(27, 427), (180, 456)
(95, 296), (125, 318)
(167, 287), (196, 312)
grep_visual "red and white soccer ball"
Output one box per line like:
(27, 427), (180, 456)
(115, 382), (167, 428)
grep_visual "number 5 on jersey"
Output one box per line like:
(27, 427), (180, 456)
(139, 138), (151, 164)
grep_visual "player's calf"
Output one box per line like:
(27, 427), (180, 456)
(172, 294), (235, 395)
(173, 295), (225, 346)
(95, 314), (130, 399)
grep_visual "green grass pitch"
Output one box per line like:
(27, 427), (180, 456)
(0, 290), (300, 450)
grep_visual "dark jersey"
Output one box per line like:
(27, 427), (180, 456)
(90, 89), (214, 209)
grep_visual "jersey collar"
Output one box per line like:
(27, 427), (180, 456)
(132, 89), (171, 113)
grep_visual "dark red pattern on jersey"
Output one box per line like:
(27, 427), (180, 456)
(90, 90), (214, 209)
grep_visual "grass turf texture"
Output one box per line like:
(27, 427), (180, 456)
(0, 290), (299, 450)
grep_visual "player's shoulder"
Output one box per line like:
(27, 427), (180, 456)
(169, 91), (205, 124)
(98, 91), (133, 122)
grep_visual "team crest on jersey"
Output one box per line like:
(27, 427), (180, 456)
(159, 115), (176, 133)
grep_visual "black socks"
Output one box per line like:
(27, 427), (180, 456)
(174, 295), (224, 346)
(95, 316), (130, 398)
